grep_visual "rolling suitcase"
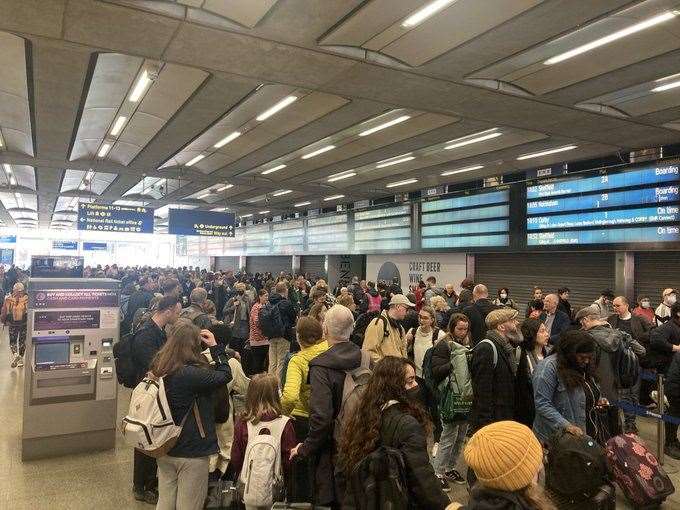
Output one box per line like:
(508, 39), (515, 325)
(546, 483), (616, 510)
(204, 479), (238, 509)
(605, 434), (675, 508)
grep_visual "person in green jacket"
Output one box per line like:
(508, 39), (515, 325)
(281, 316), (329, 502)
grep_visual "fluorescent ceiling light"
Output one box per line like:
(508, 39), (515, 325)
(386, 178), (418, 188)
(517, 145), (577, 160)
(84, 170), (95, 181)
(198, 193), (210, 199)
(376, 154), (415, 169)
(323, 194), (345, 201)
(294, 201), (311, 207)
(444, 129), (501, 150)
(240, 213), (253, 218)
(652, 80), (680, 93)
(402, 0), (457, 28)
(129, 70), (152, 102)
(98, 143), (112, 158)
(256, 95), (298, 121)
(185, 154), (205, 167)
(272, 189), (292, 197)
(216, 184), (234, 192)
(544, 11), (677, 65)
(327, 171), (357, 182)
(441, 164), (484, 177)
(259, 210), (270, 214)
(3, 163), (11, 174)
(214, 131), (241, 148)
(301, 145), (335, 160)
(110, 115), (127, 136)
(358, 115), (411, 137)
(261, 164), (287, 175)
(211, 207), (229, 212)
(9, 176), (16, 186)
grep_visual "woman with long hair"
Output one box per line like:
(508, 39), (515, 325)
(246, 289), (269, 376)
(151, 323), (232, 510)
(308, 302), (328, 325)
(515, 318), (550, 427)
(339, 356), (450, 509)
(405, 305), (446, 377)
(533, 330), (601, 444)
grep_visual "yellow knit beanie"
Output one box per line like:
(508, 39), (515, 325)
(464, 421), (543, 492)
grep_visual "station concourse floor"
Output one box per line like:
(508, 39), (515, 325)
(2, 338), (680, 510)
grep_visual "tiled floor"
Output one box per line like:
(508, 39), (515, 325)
(1, 333), (680, 509)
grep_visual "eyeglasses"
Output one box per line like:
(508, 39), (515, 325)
(418, 315), (432, 320)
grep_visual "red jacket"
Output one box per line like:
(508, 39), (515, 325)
(229, 413), (297, 480)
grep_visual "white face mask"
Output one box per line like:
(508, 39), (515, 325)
(500, 293), (508, 299)
(666, 294), (677, 306)
(641, 301), (651, 309)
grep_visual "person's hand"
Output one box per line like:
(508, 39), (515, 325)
(565, 424), (583, 436)
(673, 344), (680, 352)
(597, 398), (609, 406)
(289, 443), (303, 460)
(200, 329), (217, 347)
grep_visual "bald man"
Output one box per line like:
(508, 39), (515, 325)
(462, 284), (501, 345)
(539, 293), (572, 346)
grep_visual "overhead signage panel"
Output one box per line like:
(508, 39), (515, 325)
(77, 203), (154, 234)
(168, 209), (235, 237)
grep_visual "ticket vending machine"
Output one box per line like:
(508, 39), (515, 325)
(22, 278), (120, 460)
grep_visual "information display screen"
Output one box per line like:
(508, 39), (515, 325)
(78, 203), (154, 233)
(354, 205), (411, 252)
(168, 209), (236, 237)
(527, 161), (680, 246)
(420, 188), (510, 249)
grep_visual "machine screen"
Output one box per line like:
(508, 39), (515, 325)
(35, 341), (70, 365)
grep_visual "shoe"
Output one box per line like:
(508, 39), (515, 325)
(143, 489), (158, 505)
(436, 475), (451, 492)
(664, 443), (680, 460)
(444, 469), (466, 484)
(10, 354), (18, 368)
(16, 357), (23, 368)
(133, 487), (145, 502)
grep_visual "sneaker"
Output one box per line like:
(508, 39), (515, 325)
(664, 443), (680, 460)
(444, 469), (466, 484)
(10, 354), (18, 368)
(436, 475), (451, 492)
(16, 357), (23, 368)
(143, 489), (158, 505)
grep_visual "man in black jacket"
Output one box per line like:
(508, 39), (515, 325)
(290, 304), (364, 507)
(540, 294), (571, 346)
(463, 284), (499, 345)
(663, 314), (680, 459)
(650, 302), (680, 374)
(123, 276), (156, 334)
(130, 296), (181, 504)
(268, 281), (297, 378)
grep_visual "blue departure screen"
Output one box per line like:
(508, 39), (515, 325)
(526, 162), (680, 246)
(421, 188), (510, 249)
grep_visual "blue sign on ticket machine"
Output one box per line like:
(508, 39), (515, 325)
(21, 278), (120, 460)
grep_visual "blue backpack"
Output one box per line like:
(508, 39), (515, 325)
(258, 301), (285, 339)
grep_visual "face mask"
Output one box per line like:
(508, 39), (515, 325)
(406, 386), (420, 402)
(500, 293), (508, 299)
(641, 301), (651, 309)
(666, 295), (677, 306)
(237, 290), (245, 295)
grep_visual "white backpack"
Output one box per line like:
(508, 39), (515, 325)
(121, 374), (205, 457)
(238, 416), (290, 507)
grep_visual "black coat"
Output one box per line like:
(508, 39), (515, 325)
(666, 352), (680, 399)
(650, 319), (680, 372)
(301, 341), (362, 506)
(165, 344), (232, 458)
(462, 486), (535, 510)
(539, 310), (572, 346)
(269, 292), (297, 341)
(131, 320), (166, 384)
(514, 349), (536, 428)
(430, 339), (452, 385)
(463, 299), (500, 345)
(468, 333), (516, 434)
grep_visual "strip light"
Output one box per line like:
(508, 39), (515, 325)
(214, 131), (241, 148)
(216, 184), (234, 192)
(294, 201), (311, 207)
(14, 192), (24, 208)
(328, 171), (357, 182)
(3, 163), (11, 174)
(240, 213), (253, 218)
(386, 178), (418, 188)
(358, 115), (411, 137)
(259, 210), (270, 214)
(110, 116), (127, 136)
(301, 145), (335, 160)
(323, 194), (345, 201)
(441, 164), (484, 177)
(129, 70), (152, 102)
(186, 154), (205, 166)
(652, 80), (680, 93)
(402, 0), (457, 28)
(261, 164), (286, 175)
(544, 11), (677, 65)
(98, 143), (112, 158)
(198, 193), (210, 200)
(444, 129), (501, 150)
(256, 95), (298, 121)
(376, 154), (415, 168)
(516, 145), (577, 160)
(272, 190), (292, 197)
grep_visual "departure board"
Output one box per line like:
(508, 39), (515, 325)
(527, 161), (680, 246)
(271, 220), (304, 254)
(354, 204), (411, 252)
(244, 223), (272, 255)
(420, 188), (510, 249)
(306, 214), (348, 253)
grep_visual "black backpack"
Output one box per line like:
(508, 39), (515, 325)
(347, 411), (409, 510)
(546, 430), (608, 498)
(113, 331), (138, 388)
(612, 330), (640, 390)
(259, 301), (285, 339)
(351, 311), (389, 348)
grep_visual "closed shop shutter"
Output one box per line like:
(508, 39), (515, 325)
(634, 251), (680, 305)
(246, 256), (292, 275)
(474, 252), (615, 311)
(214, 256), (239, 272)
(300, 255), (326, 279)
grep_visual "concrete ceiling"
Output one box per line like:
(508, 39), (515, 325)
(0, 0), (680, 229)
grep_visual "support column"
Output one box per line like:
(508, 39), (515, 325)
(466, 254), (476, 281)
(614, 251), (634, 300)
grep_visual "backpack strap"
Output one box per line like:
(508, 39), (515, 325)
(431, 328), (439, 345)
(475, 339), (498, 369)
(193, 401), (206, 439)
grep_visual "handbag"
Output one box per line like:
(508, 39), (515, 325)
(438, 373), (472, 423)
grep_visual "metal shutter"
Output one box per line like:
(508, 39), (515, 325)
(300, 255), (326, 279)
(474, 252), (615, 311)
(634, 252), (680, 304)
(246, 256), (292, 275)
(214, 256), (239, 272)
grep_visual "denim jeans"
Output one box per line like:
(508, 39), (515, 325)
(433, 420), (468, 475)
(618, 373), (641, 428)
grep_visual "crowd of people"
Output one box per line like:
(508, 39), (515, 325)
(4, 262), (680, 509)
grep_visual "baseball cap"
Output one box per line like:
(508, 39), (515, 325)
(388, 294), (416, 308)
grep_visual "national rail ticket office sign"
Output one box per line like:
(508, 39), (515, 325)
(168, 209), (236, 237)
(78, 203), (154, 233)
